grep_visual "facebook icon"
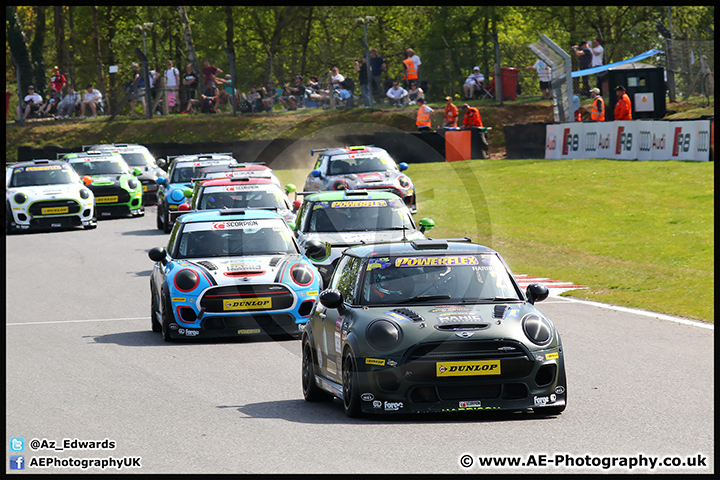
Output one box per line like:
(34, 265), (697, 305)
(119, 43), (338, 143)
(10, 455), (25, 470)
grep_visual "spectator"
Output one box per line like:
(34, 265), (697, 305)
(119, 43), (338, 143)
(463, 66), (485, 100)
(591, 38), (606, 90)
(330, 67), (345, 89)
(386, 80), (408, 107)
(415, 98), (433, 131)
(80, 84), (102, 119)
(163, 60), (180, 114)
(305, 76), (324, 104)
(56, 87), (81, 118)
(279, 75), (306, 110)
(573, 94), (581, 122)
(368, 48), (386, 103)
(49, 66), (67, 100)
(526, 59), (552, 100)
(614, 85), (632, 121)
(237, 89), (254, 113)
(572, 40), (592, 96)
(407, 81), (425, 105)
(337, 81), (353, 108)
(354, 56), (371, 107)
(39, 89), (59, 117)
(246, 85), (264, 112)
(589, 87), (605, 121)
(402, 51), (418, 90)
(127, 62), (146, 116)
(199, 80), (219, 114)
(443, 96), (459, 128)
(149, 67), (161, 111)
(17, 85), (43, 120)
(461, 103), (483, 128)
(202, 59), (223, 88)
(216, 74), (237, 113)
(181, 63), (199, 114)
(406, 48), (422, 79)
(261, 81), (278, 112)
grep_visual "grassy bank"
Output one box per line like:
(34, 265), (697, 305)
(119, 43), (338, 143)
(277, 159), (714, 322)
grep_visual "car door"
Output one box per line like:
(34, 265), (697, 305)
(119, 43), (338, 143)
(318, 255), (362, 381)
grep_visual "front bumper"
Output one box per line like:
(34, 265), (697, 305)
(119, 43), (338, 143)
(166, 313), (307, 339)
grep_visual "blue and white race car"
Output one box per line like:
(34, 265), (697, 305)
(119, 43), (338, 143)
(155, 153), (238, 233)
(148, 208), (328, 341)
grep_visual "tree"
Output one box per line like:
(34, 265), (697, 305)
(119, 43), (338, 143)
(178, 6), (199, 77)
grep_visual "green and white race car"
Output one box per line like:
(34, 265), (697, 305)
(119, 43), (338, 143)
(6, 159), (97, 233)
(62, 151), (144, 219)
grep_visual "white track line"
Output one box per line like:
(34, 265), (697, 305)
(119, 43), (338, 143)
(7, 317), (146, 326)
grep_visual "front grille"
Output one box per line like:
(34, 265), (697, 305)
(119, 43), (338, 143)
(405, 340), (531, 362)
(409, 383), (528, 403)
(96, 205), (131, 216)
(90, 185), (130, 204)
(200, 284), (294, 313)
(28, 199), (81, 216)
(203, 313), (297, 332)
(31, 216), (82, 228)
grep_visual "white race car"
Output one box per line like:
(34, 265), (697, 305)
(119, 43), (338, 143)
(6, 159), (97, 233)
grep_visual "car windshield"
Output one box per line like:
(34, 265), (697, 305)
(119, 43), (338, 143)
(171, 161), (234, 183)
(10, 164), (77, 187)
(176, 218), (298, 258)
(307, 198), (413, 232)
(198, 187), (288, 210)
(328, 154), (396, 175)
(118, 152), (151, 167)
(69, 159), (128, 175)
(358, 253), (521, 306)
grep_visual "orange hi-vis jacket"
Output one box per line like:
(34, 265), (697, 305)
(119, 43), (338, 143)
(444, 103), (458, 127)
(591, 97), (605, 121)
(614, 93), (632, 120)
(416, 104), (432, 127)
(403, 58), (418, 81)
(462, 107), (483, 127)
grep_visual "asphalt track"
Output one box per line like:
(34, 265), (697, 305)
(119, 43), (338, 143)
(5, 207), (714, 474)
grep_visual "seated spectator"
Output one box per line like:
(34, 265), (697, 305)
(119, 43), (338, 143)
(181, 63), (200, 113)
(39, 89), (59, 117)
(216, 74), (236, 113)
(200, 81), (219, 113)
(407, 81), (425, 105)
(330, 67), (345, 89)
(246, 85), (264, 112)
(261, 81), (278, 112)
(386, 81), (408, 107)
(49, 66), (67, 101)
(236, 90), (253, 113)
(80, 84), (103, 119)
(279, 75), (306, 110)
(56, 87), (81, 118)
(463, 66), (485, 100)
(17, 85), (44, 120)
(337, 81), (353, 108)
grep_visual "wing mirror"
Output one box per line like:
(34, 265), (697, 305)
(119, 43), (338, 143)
(418, 217), (435, 233)
(319, 288), (347, 313)
(304, 239), (330, 262)
(526, 283), (549, 304)
(148, 247), (166, 262)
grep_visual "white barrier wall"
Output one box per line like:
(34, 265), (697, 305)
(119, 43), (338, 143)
(545, 120), (712, 161)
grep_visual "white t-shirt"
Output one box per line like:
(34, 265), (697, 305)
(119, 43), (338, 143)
(24, 93), (43, 104)
(591, 44), (604, 67)
(410, 55), (421, 69)
(164, 67), (180, 88)
(465, 72), (485, 84)
(84, 89), (102, 103)
(331, 73), (345, 88)
(533, 59), (552, 82)
(386, 86), (408, 99)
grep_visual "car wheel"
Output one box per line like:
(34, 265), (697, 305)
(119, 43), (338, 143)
(342, 351), (362, 417)
(156, 204), (164, 230)
(150, 283), (161, 332)
(162, 207), (171, 234)
(5, 203), (15, 235)
(161, 290), (175, 342)
(302, 340), (332, 402)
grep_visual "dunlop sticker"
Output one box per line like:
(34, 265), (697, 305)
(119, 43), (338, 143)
(436, 360), (500, 377)
(365, 358), (386, 366)
(223, 297), (271, 311)
(545, 352), (559, 360)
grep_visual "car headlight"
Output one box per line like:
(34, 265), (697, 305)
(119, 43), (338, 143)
(366, 319), (402, 351)
(79, 188), (91, 200)
(174, 269), (200, 292)
(128, 178), (139, 190)
(291, 263), (315, 287)
(14, 192), (28, 204)
(170, 189), (186, 202)
(522, 313), (554, 346)
(397, 175), (411, 189)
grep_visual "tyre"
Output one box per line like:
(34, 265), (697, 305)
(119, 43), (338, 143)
(302, 340), (332, 402)
(342, 351), (362, 417)
(5, 203), (15, 235)
(160, 290), (175, 342)
(150, 282), (161, 332)
(156, 203), (165, 230)
(162, 207), (171, 233)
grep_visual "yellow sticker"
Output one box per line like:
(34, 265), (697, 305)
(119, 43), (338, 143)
(436, 360), (501, 377)
(366, 358), (386, 366)
(172, 297), (186, 302)
(238, 329), (262, 334)
(41, 206), (69, 215)
(96, 196), (118, 204)
(223, 297), (272, 311)
(545, 352), (559, 360)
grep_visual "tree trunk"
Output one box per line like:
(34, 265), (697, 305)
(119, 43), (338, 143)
(178, 6), (200, 77)
(91, 6), (106, 97)
(105, 7), (118, 113)
(30, 6), (48, 97)
(6, 5), (33, 98)
(53, 6), (66, 86)
(67, 6), (77, 91)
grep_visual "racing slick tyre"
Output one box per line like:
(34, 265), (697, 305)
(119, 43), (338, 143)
(342, 350), (362, 417)
(5, 203), (15, 235)
(162, 207), (172, 234)
(302, 340), (333, 402)
(150, 282), (161, 333)
(160, 289), (175, 342)
(156, 207), (163, 230)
